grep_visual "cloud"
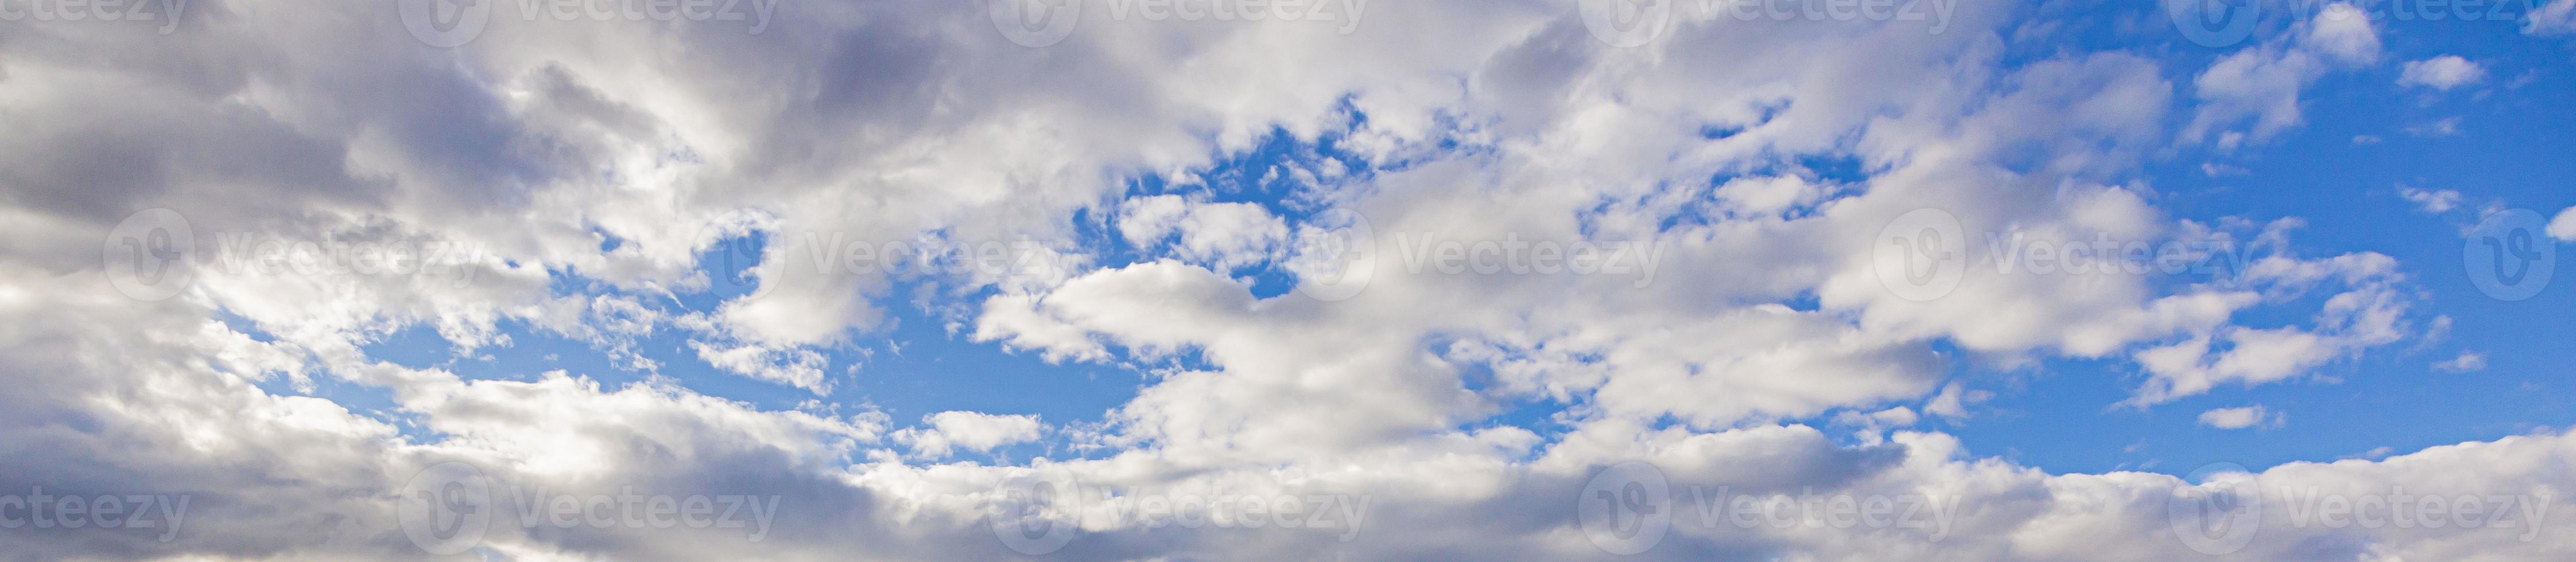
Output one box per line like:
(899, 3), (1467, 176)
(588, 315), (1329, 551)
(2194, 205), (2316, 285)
(2399, 56), (2488, 90)
(0, 0), (2533, 559)
(894, 411), (1045, 459)
(2183, 2), (2383, 147)
(2434, 350), (2490, 373)
(2530, 0), (2576, 34)
(2399, 185), (2464, 214)
(2407, 117), (2465, 138)
(2551, 206), (2576, 241)
(2199, 405), (2283, 429)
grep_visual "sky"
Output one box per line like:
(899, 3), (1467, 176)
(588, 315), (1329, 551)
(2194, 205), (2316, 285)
(6, 0), (2576, 560)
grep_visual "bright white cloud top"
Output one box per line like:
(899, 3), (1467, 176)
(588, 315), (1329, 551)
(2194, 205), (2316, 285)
(4, 0), (2574, 560)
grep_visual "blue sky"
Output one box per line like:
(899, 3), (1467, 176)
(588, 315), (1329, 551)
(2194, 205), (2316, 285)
(15, 0), (2576, 559)
(339, 6), (2576, 476)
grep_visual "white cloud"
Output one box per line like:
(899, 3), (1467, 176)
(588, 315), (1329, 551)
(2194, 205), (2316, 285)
(2551, 206), (2576, 241)
(2399, 185), (2464, 214)
(2184, 3), (2381, 146)
(1116, 195), (1290, 271)
(2407, 116), (2465, 137)
(0, 1), (2530, 559)
(2199, 405), (2283, 429)
(2434, 350), (2489, 373)
(2530, 0), (2576, 34)
(894, 411), (1045, 459)
(2399, 56), (2489, 90)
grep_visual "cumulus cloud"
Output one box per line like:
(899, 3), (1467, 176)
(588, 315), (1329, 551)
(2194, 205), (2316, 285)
(0, 0), (2542, 559)
(2399, 185), (2464, 214)
(2434, 350), (2489, 373)
(2399, 56), (2488, 90)
(894, 412), (1045, 459)
(2198, 405), (2283, 429)
(2531, 0), (2576, 34)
